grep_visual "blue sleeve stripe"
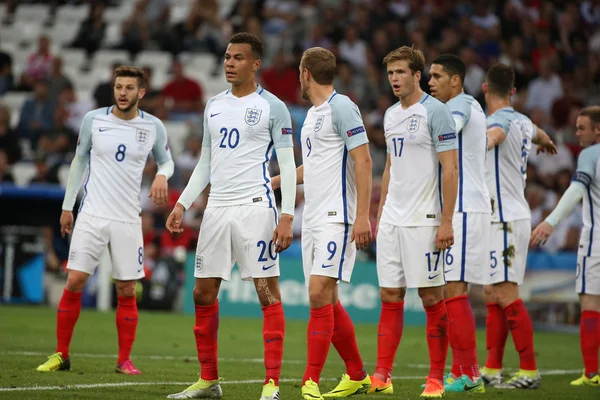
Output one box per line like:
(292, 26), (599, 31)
(488, 123), (503, 129)
(572, 171), (592, 188)
(452, 111), (465, 117)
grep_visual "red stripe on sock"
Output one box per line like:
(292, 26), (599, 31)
(262, 302), (285, 385)
(484, 303), (508, 370)
(332, 301), (365, 381)
(194, 301), (219, 381)
(425, 300), (448, 381)
(445, 295), (479, 379)
(504, 299), (537, 370)
(302, 304), (334, 384)
(116, 296), (138, 365)
(581, 310), (600, 377)
(375, 301), (404, 379)
(56, 289), (82, 360)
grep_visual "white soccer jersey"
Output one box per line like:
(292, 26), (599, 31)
(381, 93), (457, 227)
(572, 144), (600, 257)
(300, 91), (369, 228)
(76, 107), (172, 223)
(446, 93), (490, 213)
(485, 107), (535, 222)
(203, 85), (293, 210)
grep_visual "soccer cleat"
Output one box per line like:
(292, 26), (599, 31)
(368, 375), (393, 394)
(115, 359), (141, 375)
(322, 374), (371, 397)
(36, 352), (70, 372)
(494, 370), (541, 389)
(421, 372), (455, 389)
(444, 374), (485, 393)
(420, 377), (445, 398)
(302, 378), (323, 400)
(167, 378), (223, 399)
(259, 379), (280, 400)
(570, 372), (600, 387)
(480, 367), (503, 386)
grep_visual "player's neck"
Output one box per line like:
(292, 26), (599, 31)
(230, 80), (258, 98)
(487, 96), (511, 115)
(309, 85), (335, 108)
(399, 87), (424, 109)
(112, 105), (139, 120)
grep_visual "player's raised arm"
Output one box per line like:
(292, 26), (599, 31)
(60, 110), (95, 237)
(269, 99), (296, 253)
(149, 118), (174, 207)
(532, 124), (558, 155)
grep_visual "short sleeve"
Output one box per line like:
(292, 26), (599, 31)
(151, 118), (173, 164)
(486, 113), (510, 134)
(446, 95), (472, 130)
(267, 98), (294, 149)
(330, 95), (369, 151)
(75, 111), (96, 157)
(573, 146), (600, 188)
(426, 101), (457, 153)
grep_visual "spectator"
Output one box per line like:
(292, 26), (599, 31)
(333, 61), (367, 108)
(338, 26), (367, 71)
(460, 47), (485, 100)
(60, 84), (95, 133)
(303, 25), (332, 51)
(29, 154), (60, 185)
(176, 135), (202, 182)
(16, 80), (54, 147)
(70, 3), (106, 57)
(21, 35), (53, 91)
(0, 105), (21, 163)
(261, 51), (299, 105)
(0, 149), (14, 183)
(161, 61), (204, 122)
(138, 66), (163, 117)
(38, 104), (77, 167)
(525, 60), (563, 116)
(93, 63), (120, 108)
(48, 56), (73, 104)
(0, 50), (13, 95)
(120, 0), (151, 57)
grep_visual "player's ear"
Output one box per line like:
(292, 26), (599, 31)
(413, 70), (421, 82)
(138, 88), (146, 99)
(510, 87), (516, 96)
(482, 82), (487, 94)
(253, 58), (261, 72)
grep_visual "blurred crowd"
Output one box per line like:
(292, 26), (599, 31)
(2, 0), (600, 272)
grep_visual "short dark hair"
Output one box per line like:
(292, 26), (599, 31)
(383, 46), (425, 74)
(432, 54), (466, 83)
(301, 47), (336, 85)
(486, 63), (515, 97)
(229, 32), (264, 59)
(580, 106), (600, 127)
(115, 66), (147, 89)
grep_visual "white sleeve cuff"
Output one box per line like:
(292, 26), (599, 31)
(452, 115), (465, 134)
(545, 182), (585, 227)
(62, 154), (89, 211)
(177, 147), (211, 210)
(275, 146), (297, 216)
(156, 159), (174, 180)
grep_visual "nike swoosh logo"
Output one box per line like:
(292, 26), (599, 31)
(125, 317), (138, 322)
(57, 309), (72, 313)
(265, 338), (282, 343)
(262, 264), (275, 271)
(210, 113), (222, 118)
(490, 271), (498, 276)
(99, 128), (112, 132)
(464, 383), (483, 391)
(445, 269), (453, 274)
(428, 274), (439, 279)
(321, 264), (334, 268)
(311, 331), (331, 335)
(137, 269), (142, 273)
(375, 388), (389, 393)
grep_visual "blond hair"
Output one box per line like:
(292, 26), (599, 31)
(301, 47), (337, 85)
(382, 46), (425, 74)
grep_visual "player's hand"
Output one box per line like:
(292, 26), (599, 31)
(530, 221), (553, 248)
(166, 203), (185, 233)
(60, 210), (74, 238)
(436, 220), (454, 250)
(536, 141), (557, 155)
(272, 213), (293, 253)
(271, 175), (281, 190)
(150, 175), (168, 207)
(352, 215), (372, 250)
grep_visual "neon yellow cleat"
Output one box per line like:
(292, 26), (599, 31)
(420, 377), (445, 398)
(167, 378), (223, 399)
(571, 373), (600, 387)
(36, 352), (70, 372)
(302, 378), (323, 400)
(260, 378), (280, 400)
(322, 374), (371, 397)
(368, 375), (393, 394)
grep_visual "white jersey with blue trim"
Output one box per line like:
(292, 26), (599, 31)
(446, 93), (490, 213)
(203, 85), (293, 209)
(572, 144), (600, 257)
(77, 106), (172, 223)
(485, 107), (535, 222)
(300, 91), (369, 229)
(381, 93), (457, 227)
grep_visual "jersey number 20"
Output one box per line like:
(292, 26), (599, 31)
(219, 128), (240, 149)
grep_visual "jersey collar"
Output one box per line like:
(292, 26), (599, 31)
(225, 84), (264, 97)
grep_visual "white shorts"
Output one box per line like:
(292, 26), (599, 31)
(486, 219), (530, 285)
(577, 255), (600, 295)
(302, 223), (356, 286)
(194, 205), (279, 281)
(377, 223), (445, 289)
(444, 212), (491, 284)
(67, 212), (144, 281)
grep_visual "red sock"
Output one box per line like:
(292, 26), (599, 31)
(425, 300), (448, 381)
(484, 303), (508, 369)
(194, 302), (219, 381)
(375, 301), (404, 379)
(581, 310), (600, 377)
(446, 295), (479, 379)
(116, 296), (138, 364)
(302, 304), (334, 384)
(504, 299), (536, 370)
(262, 302), (285, 385)
(56, 289), (82, 359)
(332, 301), (365, 381)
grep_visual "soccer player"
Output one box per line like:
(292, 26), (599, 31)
(480, 63), (556, 389)
(531, 106), (600, 387)
(36, 66), (174, 374)
(272, 46), (373, 399)
(165, 33), (296, 400)
(427, 54), (488, 393)
(369, 46), (458, 398)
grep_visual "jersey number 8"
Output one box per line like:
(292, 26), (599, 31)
(115, 144), (127, 162)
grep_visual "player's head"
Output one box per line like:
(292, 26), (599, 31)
(299, 47), (336, 101)
(428, 54), (466, 103)
(113, 66), (147, 113)
(383, 46), (425, 99)
(224, 32), (263, 85)
(576, 106), (600, 147)
(483, 63), (515, 102)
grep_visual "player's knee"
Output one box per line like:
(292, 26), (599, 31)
(493, 282), (519, 308)
(379, 287), (406, 303)
(255, 278), (281, 307)
(444, 281), (468, 299)
(418, 287), (443, 308)
(65, 271), (88, 292)
(483, 284), (496, 303)
(579, 294), (600, 312)
(193, 287), (218, 306)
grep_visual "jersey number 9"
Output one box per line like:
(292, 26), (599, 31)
(219, 128), (240, 149)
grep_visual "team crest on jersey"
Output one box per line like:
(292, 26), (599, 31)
(314, 115), (325, 132)
(136, 128), (149, 145)
(407, 117), (419, 133)
(245, 108), (262, 126)
(195, 255), (203, 272)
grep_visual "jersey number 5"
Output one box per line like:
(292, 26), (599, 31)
(219, 128), (240, 149)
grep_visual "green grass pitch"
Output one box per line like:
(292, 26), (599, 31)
(0, 305), (598, 399)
